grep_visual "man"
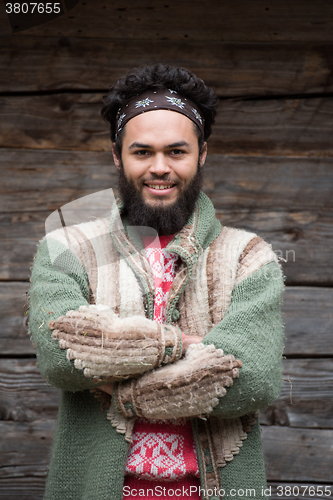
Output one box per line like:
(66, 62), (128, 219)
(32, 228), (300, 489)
(29, 64), (284, 500)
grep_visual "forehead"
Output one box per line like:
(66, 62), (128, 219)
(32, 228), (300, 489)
(121, 109), (199, 147)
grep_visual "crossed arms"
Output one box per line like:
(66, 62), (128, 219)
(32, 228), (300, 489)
(29, 237), (284, 421)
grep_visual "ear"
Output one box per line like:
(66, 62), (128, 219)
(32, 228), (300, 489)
(199, 142), (208, 168)
(112, 143), (121, 170)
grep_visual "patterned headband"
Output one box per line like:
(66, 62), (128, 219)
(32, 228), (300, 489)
(115, 88), (205, 138)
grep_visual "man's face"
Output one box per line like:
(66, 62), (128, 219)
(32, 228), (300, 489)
(112, 109), (207, 235)
(114, 110), (207, 203)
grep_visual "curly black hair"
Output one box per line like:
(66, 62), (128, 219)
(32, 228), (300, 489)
(101, 64), (219, 155)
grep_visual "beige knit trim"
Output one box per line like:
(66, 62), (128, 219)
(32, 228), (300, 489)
(66, 226), (99, 304)
(45, 218), (122, 311)
(235, 237), (279, 286)
(209, 417), (247, 466)
(119, 257), (145, 318)
(177, 247), (212, 337)
(195, 414), (258, 499)
(206, 227), (256, 326)
(106, 396), (137, 443)
(78, 218), (121, 311)
(111, 227), (155, 302)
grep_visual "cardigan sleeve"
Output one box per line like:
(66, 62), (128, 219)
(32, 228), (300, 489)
(28, 237), (182, 392)
(204, 259), (285, 418)
(29, 238), (93, 392)
(113, 260), (284, 420)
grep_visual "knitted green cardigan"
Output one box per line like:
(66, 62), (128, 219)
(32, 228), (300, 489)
(29, 192), (285, 500)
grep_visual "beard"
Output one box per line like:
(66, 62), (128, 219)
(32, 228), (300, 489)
(118, 160), (203, 236)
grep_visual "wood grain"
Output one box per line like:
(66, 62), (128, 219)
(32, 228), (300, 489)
(2, 36), (333, 95)
(2, 94), (333, 156)
(1, 0), (333, 42)
(0, 359), (60, 421)
(260, 358), (333, 429)
(282, 287), (333, 356)
(0, 282), (30, 355)
(0, 419), (55, 485)
(2, 207), (331, 283)
(262, 426), (333, 482)
(1, 149), (332, 282)
(1, 151), (332, 212)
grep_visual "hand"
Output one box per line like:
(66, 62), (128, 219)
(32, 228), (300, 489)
(115, 343), (242, 420)
(182, 334), (202, 355)
(48, 305), (183, 380)
(99, 383), (113, 395)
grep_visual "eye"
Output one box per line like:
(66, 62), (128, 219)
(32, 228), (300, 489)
(134, 150), (149, 156)
(171, 149), (185, 155)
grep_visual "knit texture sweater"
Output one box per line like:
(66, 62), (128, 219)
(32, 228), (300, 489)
(28, 192), (285, 500)
(126, 234), (199, 482)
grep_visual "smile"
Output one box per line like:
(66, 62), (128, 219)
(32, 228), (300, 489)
(146, 184), (175, 190)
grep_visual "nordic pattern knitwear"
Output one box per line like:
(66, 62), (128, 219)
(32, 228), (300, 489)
(125, 418), (199, 480)
(126, 235), (199, 481)
(28, 192), (285, 500)
(142, 234), (180, 324)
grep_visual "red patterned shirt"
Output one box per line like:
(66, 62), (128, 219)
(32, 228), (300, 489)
(125, 235), (199, 481)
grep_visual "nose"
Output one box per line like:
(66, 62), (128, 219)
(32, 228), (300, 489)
(148, 153), (171, 176)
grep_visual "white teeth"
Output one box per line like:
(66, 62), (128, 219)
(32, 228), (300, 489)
(147, 185), (173, 190)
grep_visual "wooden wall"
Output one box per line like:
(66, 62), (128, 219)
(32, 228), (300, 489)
(1, 1), (333, 498)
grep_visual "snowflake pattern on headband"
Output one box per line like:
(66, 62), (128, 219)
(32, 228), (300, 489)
(135, 97), (154, 108)
(165, 96), (186, 109)
(117, 113), (126, 128)
(191, 108), (203, 124)
(168, 89), (177, 94)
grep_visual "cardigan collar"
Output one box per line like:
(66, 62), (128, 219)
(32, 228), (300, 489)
(108, 191), (221, 320)
(109, 191), (221, 269)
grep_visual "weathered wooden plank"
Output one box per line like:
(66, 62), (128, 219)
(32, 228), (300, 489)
(262, 426), (333, 482)
(1, 151), (332, 213)
(2, 94), (333, 156)
(1, 358), (332, 427)
(204, 155), (333, 211)
(0, 149), (117, 213)
(2, 208), (331, 283)
(260, 358), (333, 429)
(282, 287), (333, 357)
(1, 149), (332, 282)
(0, 420), (55, 489)
(0, 477), (45, 500)
(0, 421), (332, 491)
(2, 284), (332, 357)
(0, 283), (31, 355)
(1, 0), (333, 42)
(0, 359), (60, 421)
(2, 36), (333, 95)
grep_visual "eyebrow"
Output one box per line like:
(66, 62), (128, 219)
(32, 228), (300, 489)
(128, 141), (191, 150)
(128, 142), (151, 150)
